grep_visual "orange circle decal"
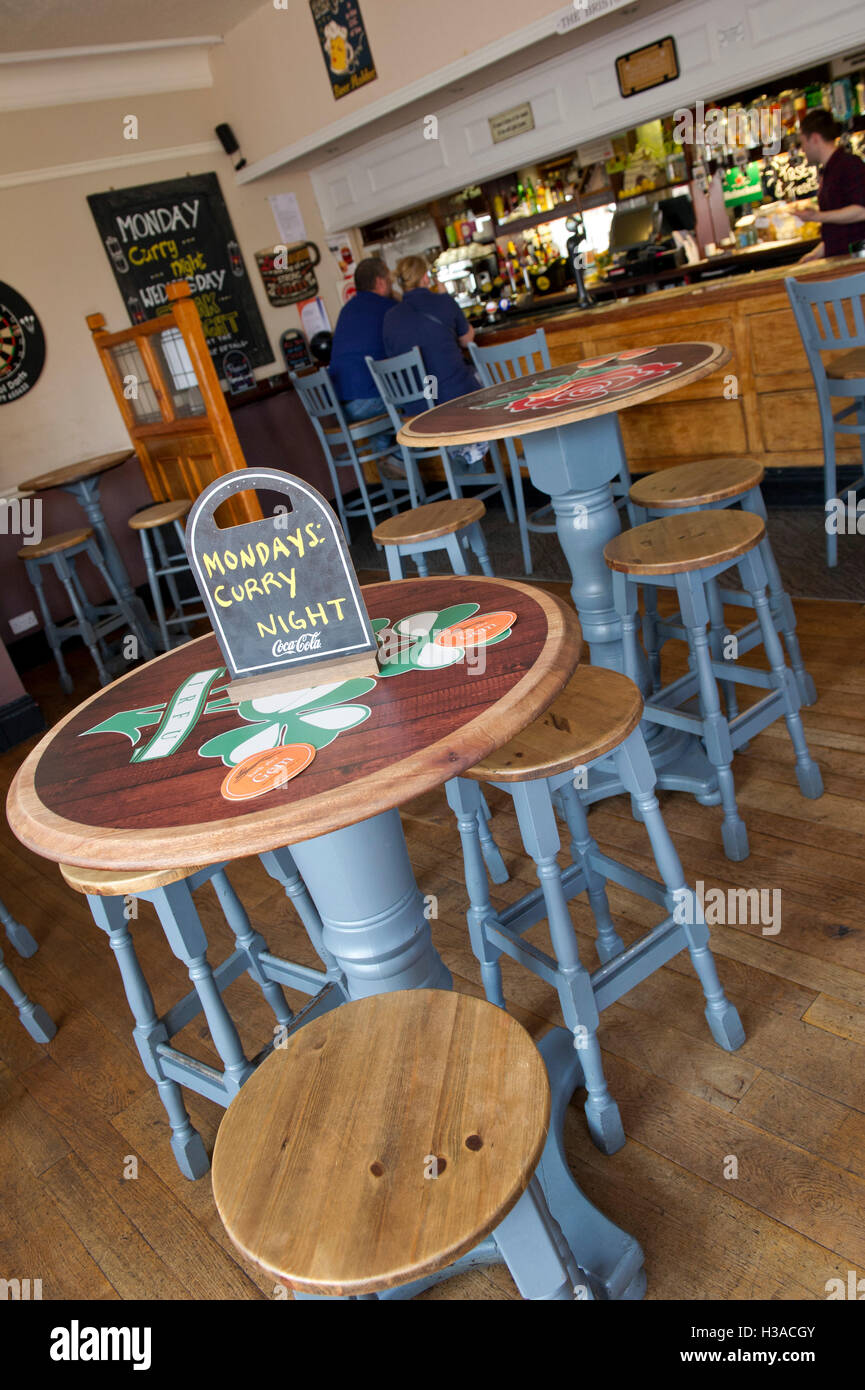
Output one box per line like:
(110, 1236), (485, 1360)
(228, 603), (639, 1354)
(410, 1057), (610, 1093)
(220, 743), (316, 801)
(433, 611), (517, 648)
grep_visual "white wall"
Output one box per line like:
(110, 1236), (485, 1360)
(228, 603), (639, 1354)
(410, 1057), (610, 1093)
(310, 0), (865, 231)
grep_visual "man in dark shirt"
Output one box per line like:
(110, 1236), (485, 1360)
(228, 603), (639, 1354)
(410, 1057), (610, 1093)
(329, 257), (395, 452)
(792, 109), (865, 260)
(382, 257), (488, 471)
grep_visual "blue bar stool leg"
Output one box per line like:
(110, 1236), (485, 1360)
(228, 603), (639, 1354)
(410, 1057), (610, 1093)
(153, 524), (187, 642)
(171, 520), (196, 638)
(384, 546), (404, 580)
(445, 778), (506, 1007)
(54, 550), (112, 685)
(612, 730), (745, 1052)
(742, 488), (817, 706)
(557, 780), (624, 963)
(477, 793), (509, 885)
(88, 895), (208, 1178)
(139, 526), (171, 651)
(737, 552), (824, 800)
(154, 881), (255, 1096)
(467, 521), (494, 577)
(26, 557), (73, 693)
(489, 440), (516, 523)
(705, 576), (739, 722)
(506, 437), (533, 575)
(86, 538), (154, 662)
(258, 847), (345, 981)
(410, 546), (430, 578)
(511, 779), (625, 1155)
(208, 870), (294, 1026)
(444, 531), (470, 575)
(640, 584), (662, 691)
(0, 897), (38, 958)
(678, 572), (749, 862)
(0, 943), (56, 1043)
(820, 413), (838, 568)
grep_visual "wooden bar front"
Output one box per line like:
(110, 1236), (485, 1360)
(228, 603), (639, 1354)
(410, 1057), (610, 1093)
(478, 254), (865, 473)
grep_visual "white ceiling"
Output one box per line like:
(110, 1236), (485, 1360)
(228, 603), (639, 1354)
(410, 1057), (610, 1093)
(0, 0), (264, 53)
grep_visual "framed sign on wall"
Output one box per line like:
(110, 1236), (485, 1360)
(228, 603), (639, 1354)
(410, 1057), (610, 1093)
(616, 37), (679, 98)
(309, 0), (377, 100)
(88, 173), (273, 371)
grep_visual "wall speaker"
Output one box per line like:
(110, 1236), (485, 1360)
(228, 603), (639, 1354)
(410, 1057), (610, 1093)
(215, 124), (247, 170)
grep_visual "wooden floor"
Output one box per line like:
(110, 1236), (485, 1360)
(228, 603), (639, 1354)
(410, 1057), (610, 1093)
(1, 581), (864, 1301)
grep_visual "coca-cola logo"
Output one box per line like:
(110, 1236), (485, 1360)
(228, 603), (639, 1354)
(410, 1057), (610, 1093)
(271, 632), (322, 657)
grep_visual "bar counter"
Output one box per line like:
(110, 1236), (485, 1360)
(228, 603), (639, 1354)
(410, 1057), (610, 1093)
(477, 254), (865, 474)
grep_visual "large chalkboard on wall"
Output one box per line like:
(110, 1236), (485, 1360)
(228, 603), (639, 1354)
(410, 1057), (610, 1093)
(87, 173), (273, 371)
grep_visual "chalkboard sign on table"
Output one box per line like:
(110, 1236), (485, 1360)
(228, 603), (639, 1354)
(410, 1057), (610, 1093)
(88, 172), (272, 371)
(186, 468), (379, 699)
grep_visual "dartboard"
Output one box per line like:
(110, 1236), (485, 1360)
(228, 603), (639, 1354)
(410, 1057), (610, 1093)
(0, 283), (46, 405)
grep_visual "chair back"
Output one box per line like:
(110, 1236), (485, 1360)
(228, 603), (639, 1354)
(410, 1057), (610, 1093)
(468, 328), (551, 388)
(290, 365), (344, 422)
(365, 349), (433, 434)
(786, 271), (865, 385)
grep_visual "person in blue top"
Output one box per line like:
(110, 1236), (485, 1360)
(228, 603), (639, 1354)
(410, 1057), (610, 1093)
(382, 256), (489, 472)
(329, 256), (396, 456)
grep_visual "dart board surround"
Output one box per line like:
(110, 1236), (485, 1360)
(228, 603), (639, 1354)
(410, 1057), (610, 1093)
(0, 282), (46, 406)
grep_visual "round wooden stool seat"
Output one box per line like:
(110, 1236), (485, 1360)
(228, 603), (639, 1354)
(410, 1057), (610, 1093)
(372, 497), (486, 547)
(19, 527), (92, 560)
(604, 509), (765, 576)
(211, 989), (550, 1297)
(128, 499), (192, 530)
(466, 665), (643, 783)
(629, 457), (764, 510)
(59, 863), (205, 897)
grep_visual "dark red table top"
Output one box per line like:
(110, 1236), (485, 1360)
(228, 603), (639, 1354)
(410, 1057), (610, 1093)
(8, 576), (580, 870)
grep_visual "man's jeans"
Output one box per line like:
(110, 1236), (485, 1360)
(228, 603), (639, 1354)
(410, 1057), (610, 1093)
(342, 396), (394, 456)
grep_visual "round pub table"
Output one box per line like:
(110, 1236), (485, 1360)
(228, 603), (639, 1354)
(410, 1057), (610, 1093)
(7, 573), (644, 1299)
(20, 450), (156, 655)
(399, 341), (731, 806)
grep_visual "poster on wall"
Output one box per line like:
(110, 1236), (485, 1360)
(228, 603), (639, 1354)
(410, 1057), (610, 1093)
(309, 0), (377, 100)
(0, 282), (46, 406)
(255, 242), (321, 306)
(87, 173), (273, 370)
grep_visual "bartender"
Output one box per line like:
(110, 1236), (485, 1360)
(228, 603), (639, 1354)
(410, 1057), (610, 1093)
(792, 109), (865, 261)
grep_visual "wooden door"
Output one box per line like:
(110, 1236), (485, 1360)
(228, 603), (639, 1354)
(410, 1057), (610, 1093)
(87, 281), (261, 525)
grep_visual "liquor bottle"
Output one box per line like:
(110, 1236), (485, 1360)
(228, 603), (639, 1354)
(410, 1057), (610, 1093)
(493, 193), (506, 223)
(516, 182), (526, 216)
(525, 178), (538, 214)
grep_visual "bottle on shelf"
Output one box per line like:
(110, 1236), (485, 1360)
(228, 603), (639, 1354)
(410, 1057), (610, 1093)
(525, 178), (538, 214)
(493, 192), (506, 223)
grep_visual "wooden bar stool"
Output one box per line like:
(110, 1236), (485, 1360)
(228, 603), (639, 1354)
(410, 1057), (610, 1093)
(605, 510), (823, 862)
(212, 989), (590, 1300)
(0, 900), (55, 1043)
(446, 665), (744, 1156)
(629, 458), (816, 707)
(20, 527), (151, 692)
(60, 849), (347, 1179)
(128, 499), (207, 651)
(371, 498), (493, 580)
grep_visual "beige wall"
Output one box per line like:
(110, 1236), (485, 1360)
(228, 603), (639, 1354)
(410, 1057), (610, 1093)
(0, 88), (346, 488)
(211, 0), (569, 161)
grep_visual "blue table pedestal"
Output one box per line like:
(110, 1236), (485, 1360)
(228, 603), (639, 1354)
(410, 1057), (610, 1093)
(522, 414), (720, 808)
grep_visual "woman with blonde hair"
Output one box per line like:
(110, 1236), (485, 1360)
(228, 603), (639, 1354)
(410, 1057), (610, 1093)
(382, 255), (489, 472)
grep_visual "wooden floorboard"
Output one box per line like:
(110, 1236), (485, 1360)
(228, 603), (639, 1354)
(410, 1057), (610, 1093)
(1, 585), (863, 1300)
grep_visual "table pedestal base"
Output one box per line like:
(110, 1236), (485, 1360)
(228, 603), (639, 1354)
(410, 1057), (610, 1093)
(584, 723), (721, 809)
(289, 809), (452, 998)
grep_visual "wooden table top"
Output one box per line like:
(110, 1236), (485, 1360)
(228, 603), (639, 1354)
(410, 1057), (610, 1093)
(7, 576), (580, 871)
(397, 342), (729, 447)
(21, 450), (134, 492)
